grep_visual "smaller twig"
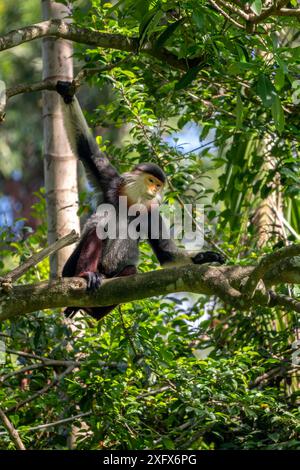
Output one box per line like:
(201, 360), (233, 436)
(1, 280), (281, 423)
(7, 364), (75, 413)
(0, 407), (26, 450)
(208, 0), (246, 28)
(270, 204), (300, 240)
(72, 55), (133, 89)
(0, 332), (10, 338)
(5, 56), (133, 101)
(137, 386), (171, 399)
(250, 0), (290, 24)
(0, 230), (79, 284)
(5, 348), (63, 362)
(244, 243), (300, 299)
(0, 360), (79, 383)
(216, 0), (250, 20)
(0, 411), (92, 436)
(276, 8), (300, 17)
(118, 306), (139, 358)
(269, 290), (300, 314)
(250, 362), (299, 388)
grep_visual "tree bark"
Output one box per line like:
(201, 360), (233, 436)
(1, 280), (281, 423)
(2, 257), (300, 321)
(41, 1), (79, 277)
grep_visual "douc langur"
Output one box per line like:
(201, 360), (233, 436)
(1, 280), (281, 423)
(56, 81), (225, 320)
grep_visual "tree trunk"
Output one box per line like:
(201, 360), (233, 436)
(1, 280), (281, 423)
(41, 0), (79, 277)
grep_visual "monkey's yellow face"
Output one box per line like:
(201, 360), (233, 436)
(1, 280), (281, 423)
(144, 173), (164, 199)
(122, 170), (164, 208)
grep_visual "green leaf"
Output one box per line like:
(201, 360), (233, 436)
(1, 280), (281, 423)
(175, 66), (201, 91)
(192, 9), (205, 31)
(271, 95), (285, 133)
(154, 18), (183, 50)
(235, 93), (244, 129)
(289, 46), (300, 59)
(274, 67), (285, 91)
(228, 62), (256, 75)
(280, 167), (298, 182)
(256, 74), (275, 108)
(139, 9), (163, 48)
(250, 0), (262, 15)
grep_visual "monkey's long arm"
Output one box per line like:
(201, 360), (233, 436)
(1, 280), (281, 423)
(148, 211), (225, 266)
(57, 81), (120, 194)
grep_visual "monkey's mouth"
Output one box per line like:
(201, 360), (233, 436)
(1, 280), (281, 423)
(144, 192), (156, 200)
(148, 192), (163, 203)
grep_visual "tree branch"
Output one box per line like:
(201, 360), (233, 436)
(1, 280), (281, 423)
(277, 8), (300, 17)
(269, 291), (300, 314)
(1, 254), (300, 322)
(0, 19), (203, 72)
(0, 407), (26, 450)
(208, 0), (299, 30)
(0, 359), (79, 383)
(0, 411), (92, 436)
(249, 1), (291, 24)
(7, 364), (76, 413)
(213, 0), (250, 20)
(0, 230), (79, 288)
(250, 363), (299, 388)
(0, 264), (215, 321)
(243, 243), (300, 298)
(6, 57), (133, 101)
(208, 0), (246, 28)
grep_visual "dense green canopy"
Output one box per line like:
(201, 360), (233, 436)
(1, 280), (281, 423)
(0, 0), (300, 450)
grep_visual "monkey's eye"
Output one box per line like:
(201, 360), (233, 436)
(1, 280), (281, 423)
(149, 178), (154, 183)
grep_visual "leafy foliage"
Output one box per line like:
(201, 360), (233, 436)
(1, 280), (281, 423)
(0, 0), (300, 451)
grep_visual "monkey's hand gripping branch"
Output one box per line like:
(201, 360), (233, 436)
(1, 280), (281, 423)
(2, 247), (300, 321)
(0, 264), (242, 321)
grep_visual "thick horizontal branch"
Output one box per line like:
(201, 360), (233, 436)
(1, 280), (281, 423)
(1, 9), (298, 75)
(0, 19), (202, 71)
(1, 257), (300, 321)
(0, 264), (214, 321)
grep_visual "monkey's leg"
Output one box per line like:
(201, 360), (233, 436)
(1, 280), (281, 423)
(86, 265), (137, 321)
(63, 228), (103, 318)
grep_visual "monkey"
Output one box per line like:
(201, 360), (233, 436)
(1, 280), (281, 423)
(56, 81), (225, 320)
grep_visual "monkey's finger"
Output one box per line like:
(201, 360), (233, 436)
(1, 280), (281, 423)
(192, 251), (225, 265)
(86, 272), (102, 291)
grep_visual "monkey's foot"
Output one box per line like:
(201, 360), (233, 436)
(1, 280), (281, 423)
(192, 251), (225, 265)
(81, 272), (104, 291)
(56, 81), (76, 104)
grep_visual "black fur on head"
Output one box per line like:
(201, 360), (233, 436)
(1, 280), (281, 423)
(133, 163), (166, 184)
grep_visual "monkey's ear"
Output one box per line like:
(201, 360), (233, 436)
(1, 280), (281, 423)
(56, 81), (76, 104)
